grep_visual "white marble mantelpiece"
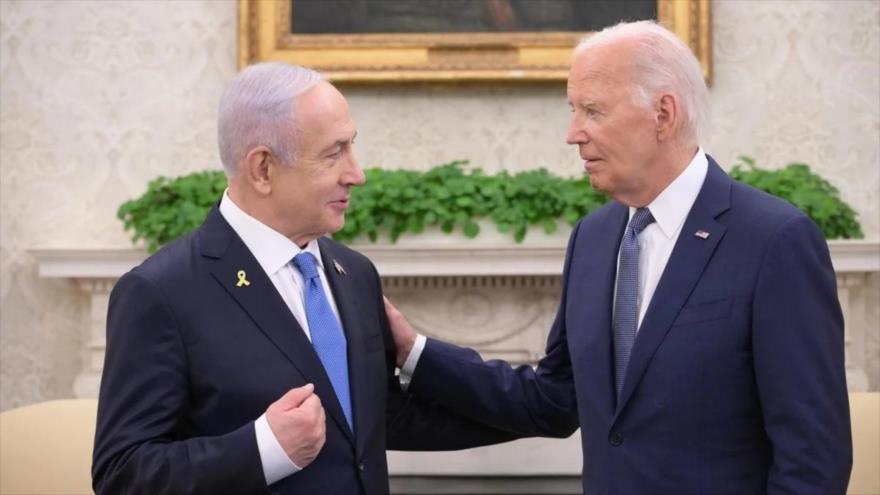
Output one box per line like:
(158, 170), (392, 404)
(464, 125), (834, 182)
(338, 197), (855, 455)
(31, 239), (880, 400)
(31, 239), (880, 279)
(28, 240), (880, 478)
(32, 245), (568, 279)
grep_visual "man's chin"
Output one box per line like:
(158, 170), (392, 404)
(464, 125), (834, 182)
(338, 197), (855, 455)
(325, 216), (346, 235)
(588, 176), (610, 195)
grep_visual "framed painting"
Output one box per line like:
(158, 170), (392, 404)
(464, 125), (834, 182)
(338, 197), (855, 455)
(238, 0), (711, 83)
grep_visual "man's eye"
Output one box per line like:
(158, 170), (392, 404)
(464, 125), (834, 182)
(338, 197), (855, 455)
(582, 107), (603, 119)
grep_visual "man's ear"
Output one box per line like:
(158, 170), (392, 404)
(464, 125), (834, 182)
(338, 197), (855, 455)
(241, 146), (273, 195)
(655, 93), (679, 142)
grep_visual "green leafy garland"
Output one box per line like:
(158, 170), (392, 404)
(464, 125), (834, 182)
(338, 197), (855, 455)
(728, 156), (863, 240)
(335, 161), (607, 243)
(117, 170), (228, 253)
(118, 158), (863, 253)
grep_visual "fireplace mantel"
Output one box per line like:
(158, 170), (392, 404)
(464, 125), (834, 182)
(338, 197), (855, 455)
(30, 238), (880, 279)
(28, 240), (880, 482)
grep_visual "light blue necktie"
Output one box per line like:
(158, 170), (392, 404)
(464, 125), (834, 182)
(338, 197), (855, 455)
(292, 252), (353, 432)
(613, 207), (655, 399)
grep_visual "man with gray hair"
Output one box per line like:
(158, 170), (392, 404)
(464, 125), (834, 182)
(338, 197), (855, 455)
(92, 63), (513, 494)
(386, 20), (852, 494)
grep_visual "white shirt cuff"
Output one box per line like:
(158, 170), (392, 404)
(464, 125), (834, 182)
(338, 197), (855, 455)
(399, 334), (427, 391)
(255, 413), (300, 485)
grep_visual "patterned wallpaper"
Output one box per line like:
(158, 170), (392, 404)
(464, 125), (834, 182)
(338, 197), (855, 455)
(1, 0), (878, 409)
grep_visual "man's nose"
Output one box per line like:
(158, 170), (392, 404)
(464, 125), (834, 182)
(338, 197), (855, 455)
(346, 154), (366, 185)
(566, 116), (586, 145)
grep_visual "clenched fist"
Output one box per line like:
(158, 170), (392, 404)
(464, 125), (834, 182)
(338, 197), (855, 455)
(265, 384), (326, 468)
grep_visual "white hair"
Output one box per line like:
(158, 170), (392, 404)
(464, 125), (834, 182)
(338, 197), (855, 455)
(575, 20), (709, 146)
(217, 62), (324, 177)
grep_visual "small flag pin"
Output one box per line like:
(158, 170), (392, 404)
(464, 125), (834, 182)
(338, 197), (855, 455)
(333, 260), (346, 275)
(694, 230), (710, 240)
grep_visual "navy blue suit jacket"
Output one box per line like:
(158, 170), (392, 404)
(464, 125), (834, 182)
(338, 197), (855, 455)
(410, 158), (853, 494)
(93, 206), (515, 495)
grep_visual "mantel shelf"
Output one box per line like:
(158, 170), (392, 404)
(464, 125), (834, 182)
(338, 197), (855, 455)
(26, 240), (880, 402)
(30, 239), (880, 280)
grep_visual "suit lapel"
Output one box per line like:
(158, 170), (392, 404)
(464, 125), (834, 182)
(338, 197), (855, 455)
(614, 159), (731, 416)
(573, 204), (628, 416)
(199, 209), (355, 446)
(317, 238), (374, 458)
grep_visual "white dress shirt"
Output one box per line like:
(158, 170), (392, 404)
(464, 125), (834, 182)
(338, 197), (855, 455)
(219, 190), (343, 485)
(619, 148), (708, 329)
(402, 149), (709, 379)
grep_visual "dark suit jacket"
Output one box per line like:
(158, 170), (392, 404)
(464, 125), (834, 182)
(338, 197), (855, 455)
(92, 206), (515, 495)
(409, 157), (853, 494)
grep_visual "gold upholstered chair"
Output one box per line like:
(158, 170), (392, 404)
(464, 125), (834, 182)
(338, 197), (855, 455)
(0, 399), (97, 495)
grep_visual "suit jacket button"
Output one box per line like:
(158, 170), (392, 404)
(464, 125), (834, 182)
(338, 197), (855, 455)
(609, 432), (623, 446)
(358, 462), (365, 472)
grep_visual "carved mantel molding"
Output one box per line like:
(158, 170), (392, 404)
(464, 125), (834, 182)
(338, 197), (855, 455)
(31, 239), (880, 400)
(28, 240), (880, 479)
(31, 239), (880, 279)
(31, 244), (568, 279)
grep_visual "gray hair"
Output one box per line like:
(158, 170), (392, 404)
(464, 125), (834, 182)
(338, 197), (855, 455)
(217, 62), (324, 177)
(575, 20), (709, 146)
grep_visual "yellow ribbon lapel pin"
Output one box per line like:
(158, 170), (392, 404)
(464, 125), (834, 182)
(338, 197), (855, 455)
(236, 270), (251, 287)
(333, 260), (346, 275)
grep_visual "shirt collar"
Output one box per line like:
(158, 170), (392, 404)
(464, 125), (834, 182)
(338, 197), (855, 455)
(630, 147), (709, 239)
(218, 189), (324, 275)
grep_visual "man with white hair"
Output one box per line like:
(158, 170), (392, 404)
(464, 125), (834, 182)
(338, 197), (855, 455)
(92, 63), (513, 495)
(386, 20), (853, 494)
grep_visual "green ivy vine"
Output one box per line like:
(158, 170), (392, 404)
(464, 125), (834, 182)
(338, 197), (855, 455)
(728, 156), (863, 239)
(335, 161), (607, 243)
(118, 158), (863, 253)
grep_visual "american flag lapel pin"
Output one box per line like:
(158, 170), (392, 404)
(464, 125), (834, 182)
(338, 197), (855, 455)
(333, 259), (346, 275)
(694, 230), (710, 240)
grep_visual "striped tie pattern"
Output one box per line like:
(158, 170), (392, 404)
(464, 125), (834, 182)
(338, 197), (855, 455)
(613, 207), (655, 398)
(292, 252), (353, 431)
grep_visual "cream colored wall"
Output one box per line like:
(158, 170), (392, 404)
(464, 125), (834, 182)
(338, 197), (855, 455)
(1, 0), (878, 410)
(0, 0), (239, 409)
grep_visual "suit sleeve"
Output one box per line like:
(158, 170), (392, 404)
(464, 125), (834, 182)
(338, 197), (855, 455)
(752, 215), (852, 494)
(384, 380), (524, 451)
(379, 303), (524, 450)
(400, 221), (583, 438)
(92, 272), (269, 495)
(347, 258), (522, 450)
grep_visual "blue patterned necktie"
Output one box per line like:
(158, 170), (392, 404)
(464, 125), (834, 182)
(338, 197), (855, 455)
(292, 252), (353, 432)
(613, 207), (655, 399)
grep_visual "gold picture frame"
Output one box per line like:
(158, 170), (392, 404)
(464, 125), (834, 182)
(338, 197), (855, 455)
(238, 0), (712, 83)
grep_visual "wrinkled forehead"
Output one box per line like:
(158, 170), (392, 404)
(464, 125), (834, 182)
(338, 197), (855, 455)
(567, 44), (635, 99)
(293, 82), (356, 149)
(295, 81), (346, 113)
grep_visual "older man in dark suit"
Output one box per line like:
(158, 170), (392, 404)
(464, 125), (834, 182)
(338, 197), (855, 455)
(92, 63), (513, 495)
(386, 20), (853, 495)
